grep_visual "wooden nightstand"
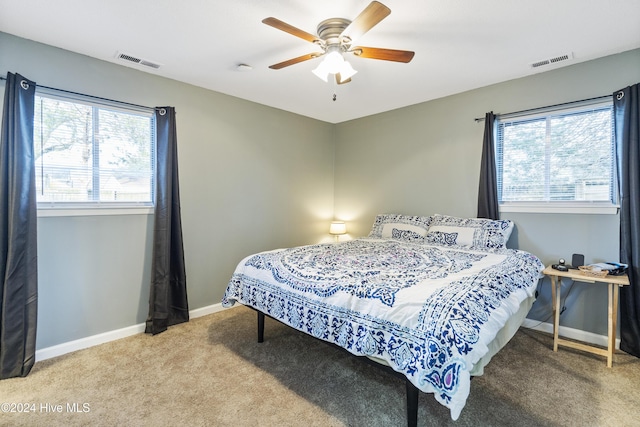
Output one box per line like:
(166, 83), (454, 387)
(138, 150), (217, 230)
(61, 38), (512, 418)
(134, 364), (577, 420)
(542, 265), (630, 367)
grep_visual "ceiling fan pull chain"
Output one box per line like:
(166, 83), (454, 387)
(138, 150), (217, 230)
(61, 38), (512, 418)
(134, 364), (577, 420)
(333, 93), (337, 101)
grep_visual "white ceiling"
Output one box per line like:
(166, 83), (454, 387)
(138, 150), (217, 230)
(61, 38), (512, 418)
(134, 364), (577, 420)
(1, 0), (639, 123)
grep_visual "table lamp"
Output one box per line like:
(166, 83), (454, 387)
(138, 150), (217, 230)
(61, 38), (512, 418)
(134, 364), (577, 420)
(329, 221), (347, 242)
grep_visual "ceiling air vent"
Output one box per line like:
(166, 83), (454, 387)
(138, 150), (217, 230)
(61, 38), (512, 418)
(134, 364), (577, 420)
(530, 52), (573, 69)
(116, 52), (161, 69)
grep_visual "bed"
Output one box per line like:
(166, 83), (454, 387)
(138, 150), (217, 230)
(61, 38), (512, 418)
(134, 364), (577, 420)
(222, 213), (544, 425)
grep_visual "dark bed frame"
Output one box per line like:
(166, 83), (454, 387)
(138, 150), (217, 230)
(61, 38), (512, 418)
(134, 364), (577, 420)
(255, 309), (420, 427)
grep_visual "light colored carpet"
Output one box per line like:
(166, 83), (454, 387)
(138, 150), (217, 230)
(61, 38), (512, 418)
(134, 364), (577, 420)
(1, 305), (639, 426)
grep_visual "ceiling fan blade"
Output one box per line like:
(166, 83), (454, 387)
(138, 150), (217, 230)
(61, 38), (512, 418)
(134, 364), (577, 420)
(341, 1), (391, 43)
(269, 53), (324, 70)
(262, 17), (320, 44)
(350, 46), (415, 63)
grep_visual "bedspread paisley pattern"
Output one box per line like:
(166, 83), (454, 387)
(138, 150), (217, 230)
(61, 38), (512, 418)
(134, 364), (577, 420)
(222, 239), (544, 420)
(244, 239), (484, 307)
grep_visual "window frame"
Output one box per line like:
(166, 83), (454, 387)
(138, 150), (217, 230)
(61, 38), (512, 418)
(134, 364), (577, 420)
(495, 99), (618, 215)
(33, 87), (156, 216)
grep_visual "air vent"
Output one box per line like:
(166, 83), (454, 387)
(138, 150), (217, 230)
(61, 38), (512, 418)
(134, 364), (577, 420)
(139, 60), (161, 69)
(116, 52), (162, 69)
(530, 52), (573, 69)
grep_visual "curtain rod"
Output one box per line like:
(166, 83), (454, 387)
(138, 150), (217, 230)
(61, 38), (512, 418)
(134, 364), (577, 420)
(0, 75), (153, 110)
(473, 94), (612, 122)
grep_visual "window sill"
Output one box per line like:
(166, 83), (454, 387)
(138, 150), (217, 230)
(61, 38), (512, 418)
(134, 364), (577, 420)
(37, 206), (154, 217)
(499, 202), (619, 215)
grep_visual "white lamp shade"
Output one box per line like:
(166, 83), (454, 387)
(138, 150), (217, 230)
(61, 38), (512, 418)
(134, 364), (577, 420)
(329, 221), (347, 235)
(338, 61), (357, 82)
(323, 51), (344, 73)
(312, 61), (330, 82)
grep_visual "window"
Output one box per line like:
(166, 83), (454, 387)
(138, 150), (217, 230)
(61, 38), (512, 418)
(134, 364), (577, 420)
(34, 88), (155, 213)
(495, 99), (617, 214)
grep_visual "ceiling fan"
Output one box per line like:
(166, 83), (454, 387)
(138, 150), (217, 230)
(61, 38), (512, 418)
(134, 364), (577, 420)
(263, 1), (415, 85)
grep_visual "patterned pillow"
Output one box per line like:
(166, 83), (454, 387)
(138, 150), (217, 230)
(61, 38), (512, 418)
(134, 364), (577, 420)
(425, 214), (514, 250)
(368, 214), (432, 242)
(391, 227), (425, 243)
(426, 231), (459, 246)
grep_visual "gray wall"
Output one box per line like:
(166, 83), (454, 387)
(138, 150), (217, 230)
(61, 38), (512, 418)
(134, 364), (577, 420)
(0, 32), (335, 349)
(334, 48), (640, 336)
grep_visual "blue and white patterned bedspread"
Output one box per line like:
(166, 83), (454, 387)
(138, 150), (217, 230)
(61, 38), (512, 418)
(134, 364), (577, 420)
(222, 238), (544, 420)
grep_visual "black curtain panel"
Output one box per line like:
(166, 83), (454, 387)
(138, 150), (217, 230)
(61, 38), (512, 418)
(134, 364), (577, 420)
(477, 111), (499, 220)
(614, 83), (640, 358)
(0, 73), (38, 379)
(145, 107), (189, 335)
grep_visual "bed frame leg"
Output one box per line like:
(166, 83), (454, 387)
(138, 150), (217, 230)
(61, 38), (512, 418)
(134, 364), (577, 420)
(406, 379), (418, 427)
(257, 311), (265, 343)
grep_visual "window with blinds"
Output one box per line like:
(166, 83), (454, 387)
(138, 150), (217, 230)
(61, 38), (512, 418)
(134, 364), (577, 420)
(495, 99), (617, 214)
(34, 88), (155, 210)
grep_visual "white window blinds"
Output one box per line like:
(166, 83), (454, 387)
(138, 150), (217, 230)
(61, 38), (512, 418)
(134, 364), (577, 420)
(34, 88), (155, 208)
(495, 99), (616, 213)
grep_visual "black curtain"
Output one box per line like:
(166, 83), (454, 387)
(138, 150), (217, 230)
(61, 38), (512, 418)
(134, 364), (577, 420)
(145, 107), (188, 335)
(615, 83), (640, 358)
(477, 111), (499, 219)
(0, 73), (38, 378)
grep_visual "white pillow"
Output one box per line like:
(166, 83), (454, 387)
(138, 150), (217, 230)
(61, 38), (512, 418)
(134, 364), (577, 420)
(425, 214), (514, 250)
(381, 223), (427, 242)
(425, 225), (475, 247)
(368, 214), (432, 242)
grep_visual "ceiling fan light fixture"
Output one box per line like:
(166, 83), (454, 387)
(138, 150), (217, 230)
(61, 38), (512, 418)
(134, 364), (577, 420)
(312, 61), (330, 82)
(323, 50), (345, 73)
(338, 61), (357, 82)
(312, 46), (357, 83)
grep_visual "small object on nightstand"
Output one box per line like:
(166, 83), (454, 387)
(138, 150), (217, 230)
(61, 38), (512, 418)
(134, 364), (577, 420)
(552, 258), (569, 271)
(578, 265), (608, 278)
(571, 253), (585, 269)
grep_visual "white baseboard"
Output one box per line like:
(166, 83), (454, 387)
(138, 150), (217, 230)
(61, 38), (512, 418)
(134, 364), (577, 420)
(35, 303), (229, 362)
(521, 318), (620, 350)
(189, 302), (228, 319)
